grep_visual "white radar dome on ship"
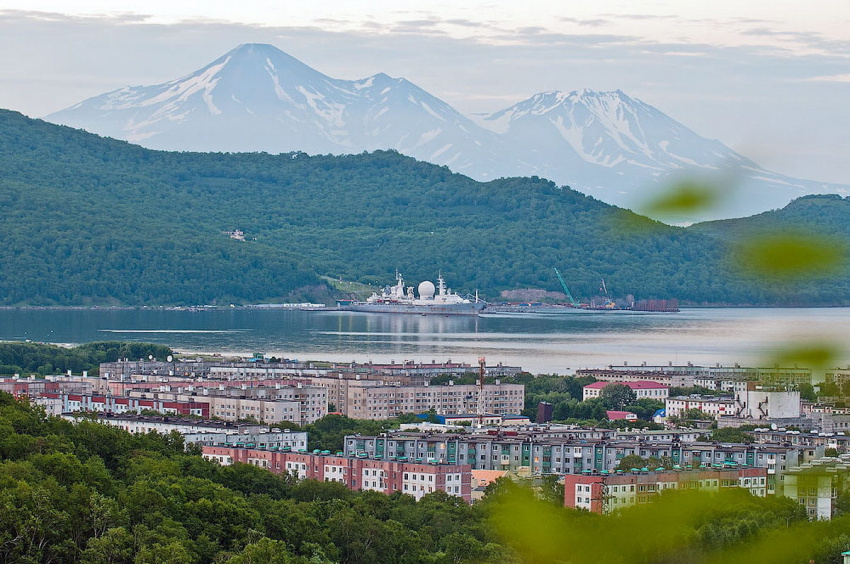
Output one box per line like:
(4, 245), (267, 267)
(418, 280), (436, 299)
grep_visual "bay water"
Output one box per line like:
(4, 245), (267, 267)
(1, 307), (848, 375)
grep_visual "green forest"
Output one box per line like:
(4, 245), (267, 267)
(0, 342), (173, 377)
(4, 391), (850, 563)
(1, 110), (848, 306)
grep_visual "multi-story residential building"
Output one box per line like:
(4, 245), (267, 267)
(126, 384), (328, 424)
(575, 369), (692, 388)
(582, 381), (669, 401)
(0, 376), (92, 398)
(307, 379), (524, 420)
(61, 412), (265, 436)
(202, 445), (472, 503)
(60, 413), (308, 450)
(665, 396), (736, 420)
(344, 430), (819, 495)
(206, 360), (521, 384)
(595, 364), (812, 388)
(344, 431), (824, 494)
(783, 456), (850, 520)
(751, 428), (850, 453)
(34, 392), (209, 418)
(564, 467), (768, 514)
(824, 368), (850, 392)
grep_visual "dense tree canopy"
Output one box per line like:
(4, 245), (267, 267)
(0, 341), (172, 376)
(2, 391), (850, 562)
(1, 110), (848, 306)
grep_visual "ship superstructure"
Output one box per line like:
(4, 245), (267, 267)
(342, 272), (485, 316)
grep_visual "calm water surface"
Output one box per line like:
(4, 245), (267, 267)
(0, 308), (847, 375)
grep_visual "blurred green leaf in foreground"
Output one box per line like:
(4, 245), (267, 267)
(735, 232), (845, 281)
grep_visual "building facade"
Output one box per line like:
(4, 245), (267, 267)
(665, 396), (736, 420)
(35, 392), (209, 418)
(564, 467), (768, 514)
(202, 445), (472, 503)
(343, 429), (816, 495)
(582, 381), (669, 401)
(783, 456), (850, 520)
(308, 379), (524, 420)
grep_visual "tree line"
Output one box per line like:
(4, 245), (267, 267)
(4, 392), (850, 563)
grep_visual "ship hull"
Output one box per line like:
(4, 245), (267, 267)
(343, 302), (486, 316)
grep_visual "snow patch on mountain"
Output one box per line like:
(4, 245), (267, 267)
(44, 43), (850, 221)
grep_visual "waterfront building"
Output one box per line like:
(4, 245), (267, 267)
(576, 369), (692, 388)
(202, 445), (472, 503)
(589, 364), (812, 388)
(564, 467), (768, 514)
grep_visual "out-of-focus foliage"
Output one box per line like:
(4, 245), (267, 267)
(2, 110), (849, 306)
(485, 480), (839, 564)
(766, 341), (843, 371)
(639, 179), (729, 221)
(735, 232), (845, 280)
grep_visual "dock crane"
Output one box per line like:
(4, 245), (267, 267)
(553, 268), (580, 307)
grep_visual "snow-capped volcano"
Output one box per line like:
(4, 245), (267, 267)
(46, 44), (847, 220)
(473, 88), (846, 218)
(478, 89), (752, 171)
(48, 43), (508, 177)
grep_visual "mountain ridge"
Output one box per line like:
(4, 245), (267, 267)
(45, 43), (849, 221)
(1, 109), (848, 306)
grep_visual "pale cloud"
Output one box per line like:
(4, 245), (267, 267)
(804, 73), (850, 83)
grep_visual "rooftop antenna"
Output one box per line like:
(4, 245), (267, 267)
(478, 357), (486, 427)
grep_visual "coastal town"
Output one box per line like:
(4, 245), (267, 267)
(6, 352), (850, 521)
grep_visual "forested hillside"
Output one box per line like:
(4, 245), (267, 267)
(692, 194), (850, 241)
(3, 392), (850, 563)
(1, 110), (847, 306)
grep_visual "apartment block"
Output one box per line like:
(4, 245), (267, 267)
(582, 381), (669, 401)
(61, 413), (308, 450)
(126, 384), (328, 424)
(345, 430), (816, 495)
(309, 379), (524, 420)
(0, 376), (92, 398)
(665, 396), (736, 419)
(202, 445), (472, 503)
(34, 392), (209, 418)
(564, 467), (768, 514)
(784, 456), (850, 520)
(575, 369), (691, 388)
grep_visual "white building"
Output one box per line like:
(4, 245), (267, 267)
(665, 396), (736, 420)
(582, 381), (669, 401)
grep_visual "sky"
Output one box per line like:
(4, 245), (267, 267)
(0, 1), (848, 184)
